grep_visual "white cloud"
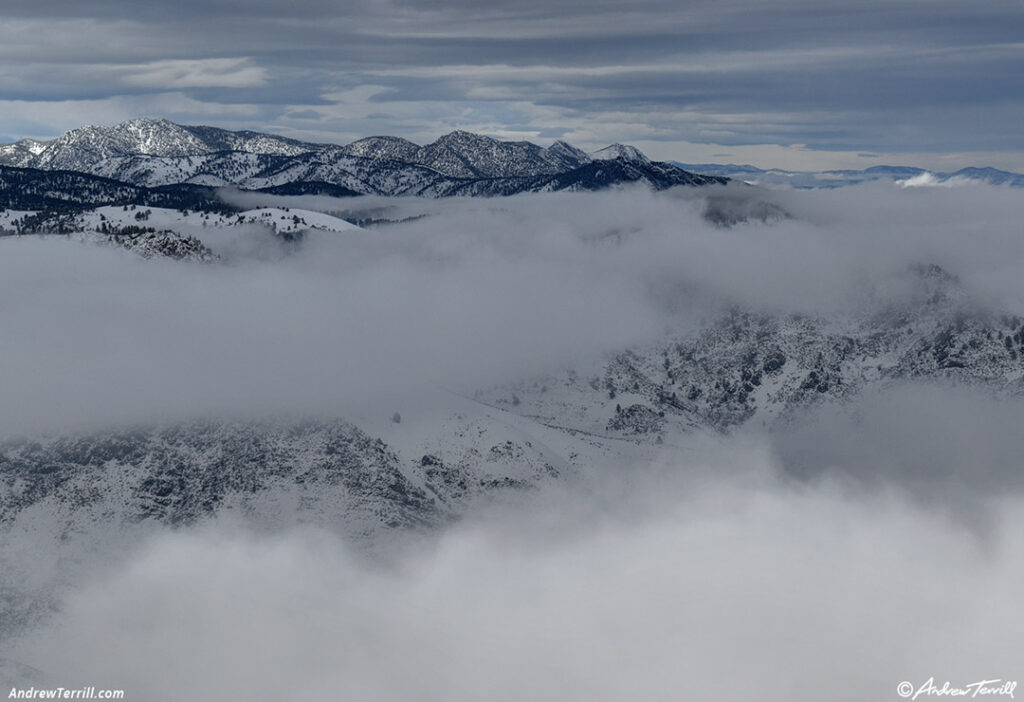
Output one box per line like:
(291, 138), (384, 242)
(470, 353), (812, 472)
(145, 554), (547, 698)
(1, 184), (1024, 437)
(2, 185), (1024, 697)
(120, 58), (268, 89)
(8, 449), (1023, 701)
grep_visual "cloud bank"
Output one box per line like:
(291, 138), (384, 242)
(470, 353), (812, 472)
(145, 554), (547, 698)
(3, 184), (1024, 698)
(3, 183), (1024, 437)
(7, 441), (1023, 701)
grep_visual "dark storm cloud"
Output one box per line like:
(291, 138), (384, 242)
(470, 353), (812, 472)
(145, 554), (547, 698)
(1, 1), (1023, 166)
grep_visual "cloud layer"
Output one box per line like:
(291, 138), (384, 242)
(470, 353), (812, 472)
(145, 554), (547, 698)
(3, 183), (1024, 436)
(8, 442), (1023, 702)
(3, 185), (1024, 698)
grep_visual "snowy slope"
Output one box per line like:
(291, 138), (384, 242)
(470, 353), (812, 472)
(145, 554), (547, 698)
(20, 118), (318, 172)
(0, 119), (718, 197)
(74, 204), (360, 234)
(2, 205), (360, 262)
(591, 143), (650, 163)
(479, 265), (1024, 440)
(5, 205), (359, 236)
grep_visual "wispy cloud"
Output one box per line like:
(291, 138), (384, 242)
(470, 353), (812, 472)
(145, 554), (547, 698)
(119, 58), (268, 89)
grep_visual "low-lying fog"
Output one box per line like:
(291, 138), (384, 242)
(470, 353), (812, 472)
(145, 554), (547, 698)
(8, 448), (1023, 702)
(2, 182), (1024, 436)
(2, 182), (1023, 700)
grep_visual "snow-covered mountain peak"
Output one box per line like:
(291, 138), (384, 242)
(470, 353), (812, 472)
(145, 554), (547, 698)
(342, 135), (421, 161)
(544, 140), (592, 169)
(0, 139), (52, 167)
(591, 143), (650, 163)
(33, 118), (211, 170)
(121, 116), (176, 130)
(121, 118), (203, 154)
(435, 129), (495, 144)
(548, 139), (588, 157)
(413, 130), (598, 178)
(6, 118), (325, 173)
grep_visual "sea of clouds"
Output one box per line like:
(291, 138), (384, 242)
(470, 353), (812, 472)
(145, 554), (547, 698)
(2, 181), (1023, 700)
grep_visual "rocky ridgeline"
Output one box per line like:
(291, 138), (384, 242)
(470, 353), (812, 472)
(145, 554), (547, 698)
(487, 264), (1024, 435)
(0, 119), (727, 203)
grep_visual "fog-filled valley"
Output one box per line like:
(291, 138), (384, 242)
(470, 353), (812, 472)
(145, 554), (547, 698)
(2, 182), (1023, 700)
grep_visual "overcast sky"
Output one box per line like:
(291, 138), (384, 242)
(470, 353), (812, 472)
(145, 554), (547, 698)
(1, 0), (1022, 170)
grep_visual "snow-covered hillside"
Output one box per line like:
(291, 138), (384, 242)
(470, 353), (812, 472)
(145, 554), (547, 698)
(1, 205), (358, 234)
(0, 119), (598, 179)
(0, 119), (723, 197)
(0, 119), (316, 172)
(1, 205), (360, 261)
(76, 204), (359, 234)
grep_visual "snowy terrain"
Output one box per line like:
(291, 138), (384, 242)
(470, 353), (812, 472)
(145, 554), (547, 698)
(67, 204), (361, 234)
(1, 205), (360, 260)
(3, 201), (1024, 587)
(2, 170), (1024, 700)
(0, 118), (722, 196)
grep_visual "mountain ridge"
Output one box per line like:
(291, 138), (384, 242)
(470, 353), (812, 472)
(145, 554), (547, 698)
(2, 118), (638, 178)
(673, 161), (1024, 188)
(6, 119), (1021, 193)
(0, 118), (725, 198)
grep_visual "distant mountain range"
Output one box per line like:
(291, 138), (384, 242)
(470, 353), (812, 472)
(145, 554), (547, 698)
(2, 119), (1021, 214)
(673, 162), (1024, 188)
(0, 119), (725, 209)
